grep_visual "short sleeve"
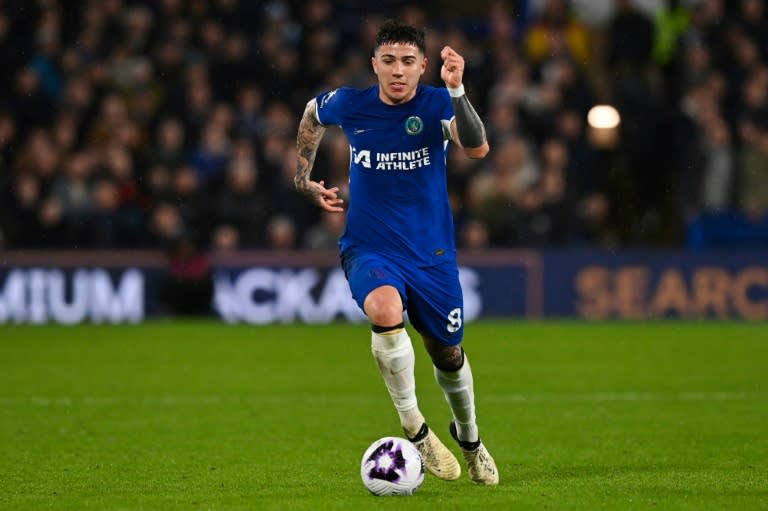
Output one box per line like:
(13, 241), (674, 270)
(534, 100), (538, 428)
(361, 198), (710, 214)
(315, 88), (348, 127)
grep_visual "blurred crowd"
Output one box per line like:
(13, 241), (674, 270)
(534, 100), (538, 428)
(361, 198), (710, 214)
(1, 0), (767, 253)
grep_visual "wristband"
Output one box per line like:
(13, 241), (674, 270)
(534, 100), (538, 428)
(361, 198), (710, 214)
(447, 84), (465, 98)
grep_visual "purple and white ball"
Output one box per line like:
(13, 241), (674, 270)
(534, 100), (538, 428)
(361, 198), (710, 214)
(360, 436), (425, 496)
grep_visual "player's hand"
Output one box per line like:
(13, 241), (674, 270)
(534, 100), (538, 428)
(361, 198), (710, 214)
(297, 179), (344, 212)
(440, 46), (465, 89)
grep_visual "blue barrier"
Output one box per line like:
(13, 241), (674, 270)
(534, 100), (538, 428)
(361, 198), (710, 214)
(686, 211), (768, 250)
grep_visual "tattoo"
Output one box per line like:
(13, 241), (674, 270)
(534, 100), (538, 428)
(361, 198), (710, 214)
(423, 336), (465, 372)
(295, 98), (326, 201)
(451, 94), (486, 148)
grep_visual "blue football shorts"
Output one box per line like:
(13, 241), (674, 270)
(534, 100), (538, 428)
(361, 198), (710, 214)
(341, 250), (464, 346)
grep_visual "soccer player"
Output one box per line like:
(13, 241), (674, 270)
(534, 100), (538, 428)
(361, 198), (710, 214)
(295, 19), (498, 485)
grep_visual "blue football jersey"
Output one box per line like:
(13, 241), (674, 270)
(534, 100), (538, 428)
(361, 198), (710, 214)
(315, 85), (456, 267)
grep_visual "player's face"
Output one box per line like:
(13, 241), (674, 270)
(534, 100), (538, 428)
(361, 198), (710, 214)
(372, 43), (426, 105)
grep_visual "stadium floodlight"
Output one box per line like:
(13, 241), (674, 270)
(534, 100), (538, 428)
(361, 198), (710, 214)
(587, 104), (621, 149)
(587, 105), (621, 129)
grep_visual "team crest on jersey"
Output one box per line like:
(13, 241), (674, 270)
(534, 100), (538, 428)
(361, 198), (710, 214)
(404, 116), (423, 135)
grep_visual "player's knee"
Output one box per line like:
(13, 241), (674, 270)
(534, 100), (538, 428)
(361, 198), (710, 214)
(430, 345), (465, 372)
(367, 303), (403, 326)
(364, 288), (403, 326)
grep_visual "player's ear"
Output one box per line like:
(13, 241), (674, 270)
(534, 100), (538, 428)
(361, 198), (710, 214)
(371, 55), (379, 75)
(420, 56), (427, 75)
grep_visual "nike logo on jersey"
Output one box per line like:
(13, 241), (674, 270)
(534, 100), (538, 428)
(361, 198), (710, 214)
(353, 128), (373, 134)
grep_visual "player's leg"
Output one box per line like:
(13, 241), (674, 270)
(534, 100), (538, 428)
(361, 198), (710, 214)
(406, 261), (498, 485)
(423, 336), (498, 485)
(425, 339), (477, 443)
(364, 285), (425, 437)
(341, 251), (459, 480)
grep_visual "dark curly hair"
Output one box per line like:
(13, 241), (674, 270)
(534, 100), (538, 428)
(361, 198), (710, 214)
(374, 19), (426, 54)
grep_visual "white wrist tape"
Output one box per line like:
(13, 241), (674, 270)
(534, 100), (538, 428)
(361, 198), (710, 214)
(447, 83), (465, 98)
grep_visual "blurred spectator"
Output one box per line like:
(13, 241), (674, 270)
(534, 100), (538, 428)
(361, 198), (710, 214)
(684, 116), (735, 214)
(572, 192), (616, 247)
(555, 109), (604, 199)
(37, 197), (67, 247)
(211, 224), (240, 251)
(162, 234), (214, 316)
(459, 218), (491, 250)
(467, 136), (538, 246)
(267, 214), (298, 250)
(549, 56), (594, 116)
(733, 0), (767, 60)
(653, 0), (691, 67)
(607, 0), (655, 73)
(79, 177), (124, 247)
(51, 112), (80, 154)
(0, 11), (23, 99)
(677, 71), (734, 220)
(739, 127), (768, 218)
(182, 68), (214, 140)
(11, 67), (53, 140)
(302, 210), (345, 250)
(524, 0), (591, 69)
(50, 151), (95, 237)
(234, 85), (265, 138)
(143, 164), (173, 205)
(211, 158), (272, 248)
(188, 121), (230, 188)
(510, 138), (571, 246)
(87, 94), (129, 148)
(170, 164), (210, 241)
(1, 173), (42, 247)
(146, 117), (187, 171)
(685, 0), (728, 68)
(0, 110), (17, 173)
(147, 202), (185, 249)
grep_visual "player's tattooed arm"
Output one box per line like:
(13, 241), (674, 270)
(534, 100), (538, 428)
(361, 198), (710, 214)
(295, 98), (344, 212)
(295, 98), (325, 193)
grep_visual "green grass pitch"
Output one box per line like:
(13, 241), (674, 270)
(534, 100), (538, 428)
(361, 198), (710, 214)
(1, 321), (766, 510)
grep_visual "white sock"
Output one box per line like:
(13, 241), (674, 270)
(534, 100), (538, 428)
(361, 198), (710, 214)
(434, 353), (479, 443)
(371, 328), (425, 437)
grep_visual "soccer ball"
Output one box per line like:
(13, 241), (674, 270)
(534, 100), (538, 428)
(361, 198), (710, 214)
(360, 436), (424, 496)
